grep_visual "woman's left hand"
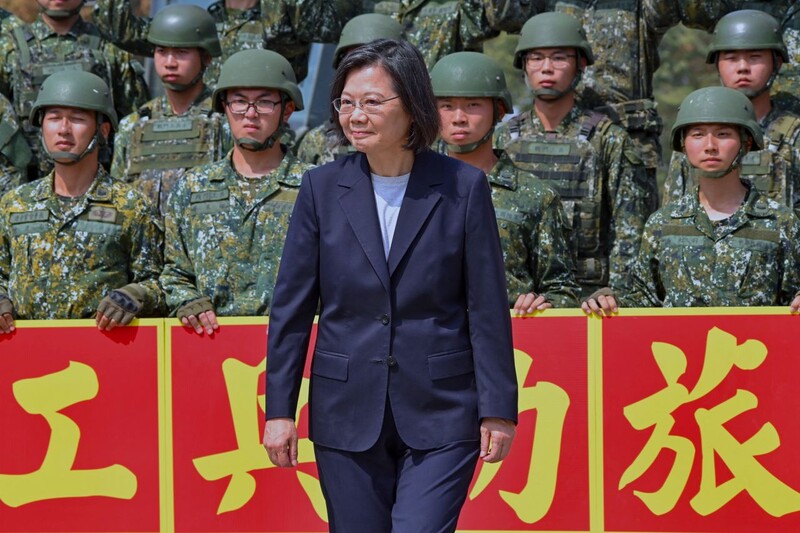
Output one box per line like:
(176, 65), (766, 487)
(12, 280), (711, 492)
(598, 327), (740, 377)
(479, 417), (516, 463)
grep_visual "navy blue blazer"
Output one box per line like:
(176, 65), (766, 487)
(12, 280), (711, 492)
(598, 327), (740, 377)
(266, 150), (517, 452)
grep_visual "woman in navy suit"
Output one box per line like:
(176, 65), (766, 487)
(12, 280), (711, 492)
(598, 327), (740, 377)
(264, 39), (518, 533)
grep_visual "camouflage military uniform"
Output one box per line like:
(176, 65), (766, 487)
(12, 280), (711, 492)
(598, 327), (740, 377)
(0, 167), (165, 319)
(0, 8), (23, 31)
(161, 150), (312, 316)
(489, 151), (579, 307)
(0, 16), (149, 176)
(552, 0), (682, 176)
(373, 0), (541, 68)
(621, 182), (800, 307)
(0, 92), (31, 195)
(93, 0), (360, 83)
(295, 119), (356, 165)
(663, 103), (800, 217)
(495, 105), (656, 297)
(112, 87), (232, 217)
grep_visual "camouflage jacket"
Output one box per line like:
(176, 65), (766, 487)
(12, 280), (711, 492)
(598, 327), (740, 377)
(161, 149), (311, 316)
(678, 1), (800, 114)
(489, 151), (579, 307)
(112, 87), (232, 217)
(373, 0), (541, 68)
(495, 105), (656, 296)
(295, 119), (355, 165)
(93, 0), (361, 83)
(663, 103), (800, 217)
(0, 8), (23, 32)
(0, 16), (149, 173)
(621, 182), (800, 307)
(0, 167), (165, 319)
(0, 92), (31, 195)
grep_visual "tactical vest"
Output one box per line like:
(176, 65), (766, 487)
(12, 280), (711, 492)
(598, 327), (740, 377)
(739, 113), (800, 209)
(127, 108), (223, 216)
(11, 26), (110, 122)
(504, 111), (611, 286)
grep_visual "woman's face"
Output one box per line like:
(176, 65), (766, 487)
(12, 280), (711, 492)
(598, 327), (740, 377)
(338, 64), (412, 159)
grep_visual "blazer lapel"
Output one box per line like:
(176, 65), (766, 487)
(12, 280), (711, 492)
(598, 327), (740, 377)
(338, 154), (391, 292)
(387, 151), (443, 277)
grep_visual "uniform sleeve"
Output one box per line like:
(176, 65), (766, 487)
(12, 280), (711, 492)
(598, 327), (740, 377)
(464, 171), (518, 422)
(531, 192), (579, 307)
(603, 127), (656, 293)
(129, 202), (167, 316)
(105, 44), (150, 120)
(482, 0), (544, 33)
(0, 197), (12, 299)
(662, 151), (692, 207)
(619, 215), (664, 308)
(0, 95), (31, 181)
(288, 0), (362, 43)
(677, 0), (731, 31)
(458, 0), (501, 51)
(160, 180), (205, 314)
(779, 214), (800, 306)
(110, 114), (133, 181)
(266, 170), (321, 420)
(93, 0), (154, 56)
(643, 0), (681, 34)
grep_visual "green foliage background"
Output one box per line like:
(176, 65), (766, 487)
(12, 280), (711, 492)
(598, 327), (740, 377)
(484, 23), (720, 183)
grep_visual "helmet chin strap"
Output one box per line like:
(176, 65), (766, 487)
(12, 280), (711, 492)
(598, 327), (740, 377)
(234, 98), (286, 152)
(162, 62), (206, 92)
(38, 0), (84, 19)
(445, 101), (498, 154)
(529, 68), (583, 101)
(42, 118), (103, 165)
(686, 128), (748, 180)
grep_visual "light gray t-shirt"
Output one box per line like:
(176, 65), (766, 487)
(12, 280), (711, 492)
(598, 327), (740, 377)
(371, 172), (410, 259)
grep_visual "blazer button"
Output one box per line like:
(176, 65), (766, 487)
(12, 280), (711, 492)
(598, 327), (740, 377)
(386, 356), (397, 367)
(380, 314), (390, 325)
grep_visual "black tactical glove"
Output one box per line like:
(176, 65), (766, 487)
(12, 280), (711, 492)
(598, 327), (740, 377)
(96, 283), (145, 325)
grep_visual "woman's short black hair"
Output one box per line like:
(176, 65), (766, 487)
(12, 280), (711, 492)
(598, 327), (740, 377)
(330, 38), (440, 153)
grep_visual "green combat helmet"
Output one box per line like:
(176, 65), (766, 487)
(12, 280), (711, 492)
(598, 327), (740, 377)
(30, 70), (118, 165)
(212, 49), (304, 151)
(707, 10), (789, 98)
(37, 0), (84, 20)
(514, 12), (594, 100)
(431, 51), (512, 153)
(333, 14), (404, 69)
(671, 86), (764, 179)
(148, 4), (222, 91)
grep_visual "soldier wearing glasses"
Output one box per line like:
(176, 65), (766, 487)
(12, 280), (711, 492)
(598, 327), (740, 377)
(111, 5), (232, 218)
(495, 12), (655, 298)
(160, 49), (311, 336)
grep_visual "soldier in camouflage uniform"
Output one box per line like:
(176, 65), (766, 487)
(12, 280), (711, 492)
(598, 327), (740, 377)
(93, 0), (361, 83)
(161, 49), (312, 336)
(663, 10), (800, 218)
(495, 12), (655, 298)
(0, 0), (149, 179)
(0, 92), (32, 196)
(295, 13), (403, 165)
(373, 0), (542, 69)
(583, 87), (800, 315)
(431, 51), (578, 310)
(111, 4), (232, 218)
(0, 7), (24, 31)
(0, 71), (165, 335)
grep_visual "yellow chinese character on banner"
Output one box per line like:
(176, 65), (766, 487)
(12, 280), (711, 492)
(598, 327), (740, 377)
(0, 361), (137, 507)
(620, 327), (800, 517)
(193, 357), (326, 519)
(469, 348), (569, 523)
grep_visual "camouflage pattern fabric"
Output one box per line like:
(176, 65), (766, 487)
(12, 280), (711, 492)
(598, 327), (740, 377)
(621, 182), (800, 307)
(373, 0), (541, 68)
(663, 103), (800, 218)
(495, 105), (656, 297)
(679, 1), (800, 114)
(0, 8), (23, 32)
(0, 167), (165, 319)
(0, 92), (31, 194)
(488, 151), (579, 307)
(551, 0), (682, 173)
(112, 87), (232, 218)
(93, 0), (361, 83)
(161, 150), (312, 316)
(295, 119), (355, 165)
(0, 16), (150, 177)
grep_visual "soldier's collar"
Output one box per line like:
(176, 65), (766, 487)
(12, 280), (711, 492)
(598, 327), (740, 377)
(741, 181), (773, 218)
(669, 187), (702, 219)
(488, 151), (517, 190)
(35, 15), (86, 39)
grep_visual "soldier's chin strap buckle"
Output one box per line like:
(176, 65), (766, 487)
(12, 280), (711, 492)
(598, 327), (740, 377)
(234, 99), (287, 152)
(38, 0), (84, 19)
